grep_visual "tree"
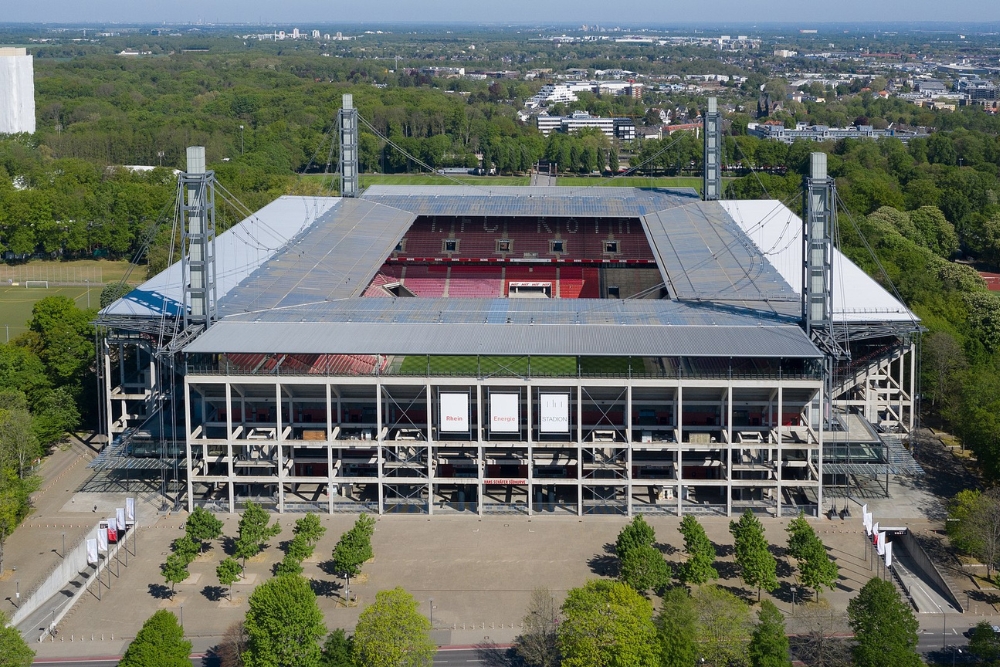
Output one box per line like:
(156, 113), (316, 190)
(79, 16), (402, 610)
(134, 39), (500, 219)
(24, 295), (95, 388)
(235, 500), (281, 569)
(694, 585), (753, 667)
(620, 543), (671, 594)
(161, 553), (189, 597)
(615, 515), (656, 561)
(557, 580), (657, 667)
(655, 586), (698, 667)
(331, 515), (376, 600)
(730, 509), (778, 601)
(243, 574), (326, 667)
(186, 506), (224, 552)
(0, 611), (34, 667)
(352, 587), (436, 667)
(275, 552), (305, 577)
(119, 610), (192, 667)
(678, 514), (718, 585)
(217, 557), (242, 601)
(31, 387), (80, 446)
(217, 621), (248, 667)
(515, 587), (560, 667)
(785, 513), (814, 561)
(749, 600), (791, 667)
(798, 538), (839, 602)
(320, 629), (356, 667)
(969, 620), (1000, 664)
(847, 578), (921, 667)
(100, 282), (132, 308)
(172, 535), (201, 565)
(293, 513), (326, 554)
(947, 489), (1000, 578)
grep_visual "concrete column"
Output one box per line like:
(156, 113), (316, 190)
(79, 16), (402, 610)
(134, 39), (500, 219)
(676, 384), (683, 517)
(777, 385), (783, 518)
(376, 383), (384, 515)
(817, 382), (824, 517)
(626, 385), (633, 517)
(577, 385), (583, 517)
(327, 383), (334, 514)
(225, 382), (234, 514)
(276, 383), (284, 513)
(909, 341), (916, 432)
(185, 379), (195, 512)
(726, 385), (733, 517)
(526, 386), (533, 516)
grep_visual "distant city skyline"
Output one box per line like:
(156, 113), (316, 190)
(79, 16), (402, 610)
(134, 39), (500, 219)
(4, 0), (1000, 26)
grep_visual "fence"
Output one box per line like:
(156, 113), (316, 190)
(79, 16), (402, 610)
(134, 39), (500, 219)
(0, 264), (106, 286)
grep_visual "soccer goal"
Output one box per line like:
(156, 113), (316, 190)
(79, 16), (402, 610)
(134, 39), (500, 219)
(24, 280), (49, 289)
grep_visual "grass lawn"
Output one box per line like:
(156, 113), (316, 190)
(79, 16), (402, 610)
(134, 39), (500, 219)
(396, 355), (637, 377)
(0, 285), (96, 341)
(557, 176), (736, 192)
(0, 258), (135, 286)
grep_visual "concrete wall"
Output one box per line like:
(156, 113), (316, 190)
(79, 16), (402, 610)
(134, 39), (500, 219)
(11, 523), (98, 627)
(899, 529), (964, 613)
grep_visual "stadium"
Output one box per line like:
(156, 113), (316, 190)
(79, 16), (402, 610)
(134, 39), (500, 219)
(93, 97), (922, 518)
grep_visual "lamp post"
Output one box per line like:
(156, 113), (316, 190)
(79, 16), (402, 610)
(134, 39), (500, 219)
(239, 125), (245, 155)
(429, 597), (434, 627)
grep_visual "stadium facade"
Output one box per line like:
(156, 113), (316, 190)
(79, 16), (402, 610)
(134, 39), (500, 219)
(94, 101), (921, 518)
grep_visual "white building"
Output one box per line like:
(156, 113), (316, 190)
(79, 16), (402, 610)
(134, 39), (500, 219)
(0, 48), (35, 135)
(312, 30), (321, 39)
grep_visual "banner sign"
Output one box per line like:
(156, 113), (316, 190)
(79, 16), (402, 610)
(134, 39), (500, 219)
(440, 393), (469, 433)
(116, 508), (126, 532)
(125, 497), (135, 524)
(539, 393), (569, 433)
(484, 478), (528, 485)
(86, 539), (98, 565)
(490, 393), (519, 433)
(872, 522), (879, 545)
(884, 541), (893, 568)
(106, 518), (117, 543)
(97, 525), (108, 552)
(877, 532), (886, 556)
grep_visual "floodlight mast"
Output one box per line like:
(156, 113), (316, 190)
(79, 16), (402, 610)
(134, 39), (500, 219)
(339, 94), (360, 198)
(702, 97), (722, 201)
(181, 146), (217, 329)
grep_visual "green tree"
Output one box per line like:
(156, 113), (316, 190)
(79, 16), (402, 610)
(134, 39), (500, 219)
(694, 585), (753, 667)
(275, 552), (305, 577)
(0, 611), (34, 667)
(748, 600), (791, 667)
(235, 500), (281, 569)
(24, 295), (95, 388)
(186, 506), (224, 552)
(969, 620), (1000, 664)
(557, 579), (657, 667)
(99, 282), (132, 309)
(847, 578), (921, 667)
(353, 587), (436, 667)
(620, 543), (671, 594)
(217, 556), (242, 601)
(785, 512), (814, 561)
(798, 538), (839, 602)
(615, 515), (656, 561)
(678, 515), (718, 585)
(119, 610), (191, 667)
(730, 510), (778, 601)
(243, 574), (326, 667)
(655, 586), (698, 667)
(293, 513), (327, 554)
(331, 515), (376, 600)
(515, 587), (560, 667)
(31, 387), (79, 446)
(320, 629), (356, 667)
(161, 553), (189, 597)
(172, 535), (201, 565)
(947, 489), (1000, 578)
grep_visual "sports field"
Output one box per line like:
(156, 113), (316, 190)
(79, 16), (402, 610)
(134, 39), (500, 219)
(0, 285), (95, 341)
(397, 355), (636, 377)
(301, 173), (530, 189)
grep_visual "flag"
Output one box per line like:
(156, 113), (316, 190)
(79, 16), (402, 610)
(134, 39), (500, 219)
(86, 539), (98, 565)
(97, 525), (108, 552)
(885, 541), (893, 568)
(872, 523), (879, 544)
(106, 517), (117, 542)
(877, 532), (886, 556)
(125, 497), (135, 524)
(116, 508), (126, 532)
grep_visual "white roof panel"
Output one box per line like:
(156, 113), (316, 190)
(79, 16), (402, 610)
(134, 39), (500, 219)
(101, 196), (341, 319)
(719, 200), (918, 324)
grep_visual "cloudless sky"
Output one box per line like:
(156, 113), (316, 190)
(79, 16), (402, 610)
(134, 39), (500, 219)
(5, 0), (1000, 26)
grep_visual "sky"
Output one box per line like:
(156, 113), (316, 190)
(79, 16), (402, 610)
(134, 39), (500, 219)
(4, 0), (1000, 26)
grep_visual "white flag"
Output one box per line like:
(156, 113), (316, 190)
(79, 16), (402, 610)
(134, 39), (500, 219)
(86, 539), (98, 565)
(97, 526), (108, 552)
(116, 508), (126, 532)
(126, 497), (135, 523)
(877, 532), (886, 556)
(885, 541), (893, 568)
(863, 512), (872, 535)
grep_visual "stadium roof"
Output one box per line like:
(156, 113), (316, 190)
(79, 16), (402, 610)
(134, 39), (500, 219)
(185, 321), (821, 358)
(720, 200), (918, 326)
